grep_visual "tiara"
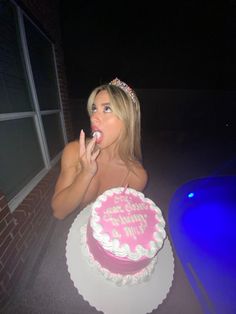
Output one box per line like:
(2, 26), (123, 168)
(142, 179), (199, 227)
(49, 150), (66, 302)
(109, 77), (137, 104)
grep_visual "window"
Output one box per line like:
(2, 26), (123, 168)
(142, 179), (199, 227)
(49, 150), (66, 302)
(0, 1), (66, 211)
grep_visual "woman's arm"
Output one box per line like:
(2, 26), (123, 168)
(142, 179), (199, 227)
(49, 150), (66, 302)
(51, 130), (100, 220)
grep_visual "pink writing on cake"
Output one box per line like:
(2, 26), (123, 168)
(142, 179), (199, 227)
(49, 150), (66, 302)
(114, 194), (132, 204)
(112, 229), (121, 238)
(103, 209), (149, 241)
(124, 202), (149, 212)
(103, 205), (125, 215)
(103, 212), (147, 227)
(113, 195), (149, 212)
(124, 222), (148, 240)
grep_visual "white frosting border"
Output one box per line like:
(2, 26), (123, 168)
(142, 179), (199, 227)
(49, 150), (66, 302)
(80, 224), (158, 286)
(90, 187), (166, 261)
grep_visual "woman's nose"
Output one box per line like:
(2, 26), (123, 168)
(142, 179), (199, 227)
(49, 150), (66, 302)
(91, 111), (101, 123)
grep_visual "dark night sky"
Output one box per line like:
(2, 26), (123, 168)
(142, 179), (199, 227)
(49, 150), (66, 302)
(59, 1), (234, 98)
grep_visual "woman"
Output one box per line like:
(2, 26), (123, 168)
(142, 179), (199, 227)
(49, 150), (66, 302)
(51, 78), (148, 219)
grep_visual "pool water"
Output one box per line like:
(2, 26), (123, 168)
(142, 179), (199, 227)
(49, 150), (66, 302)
(168, 176), (236, 314)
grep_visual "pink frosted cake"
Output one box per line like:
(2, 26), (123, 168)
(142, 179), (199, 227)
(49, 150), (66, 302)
(82, 187), (166, 285)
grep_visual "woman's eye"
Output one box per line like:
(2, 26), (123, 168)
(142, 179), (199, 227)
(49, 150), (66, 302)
(104, 105), (112, 112)
(91, 104), (97, 112)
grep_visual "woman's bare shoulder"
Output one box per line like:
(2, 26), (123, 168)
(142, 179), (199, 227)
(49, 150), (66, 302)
(63, 137), (91, 154)
(64, 139), (79, 149)
(128, 161), (148, 191)
(61, 137), (91, 169)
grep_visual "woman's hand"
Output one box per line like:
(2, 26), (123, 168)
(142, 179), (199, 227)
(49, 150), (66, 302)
(79, 130), (100, 176)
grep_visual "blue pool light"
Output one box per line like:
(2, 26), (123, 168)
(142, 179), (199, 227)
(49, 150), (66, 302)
(188, 192), (195, 198)
(168, 176), (236, 314)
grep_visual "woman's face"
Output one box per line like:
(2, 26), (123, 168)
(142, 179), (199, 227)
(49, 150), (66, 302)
(90, 90), (124, 150)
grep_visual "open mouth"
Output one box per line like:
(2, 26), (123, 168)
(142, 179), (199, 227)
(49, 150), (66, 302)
(92, 130), (103, 143)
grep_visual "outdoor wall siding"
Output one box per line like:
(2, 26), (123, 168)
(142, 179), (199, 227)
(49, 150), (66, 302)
(0, 0), (73, 308)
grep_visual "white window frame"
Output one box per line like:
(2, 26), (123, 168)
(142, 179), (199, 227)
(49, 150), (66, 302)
(0, 1), (67, 211)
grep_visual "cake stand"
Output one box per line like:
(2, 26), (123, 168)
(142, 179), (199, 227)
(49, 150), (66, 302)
(66, 204), (175, 314)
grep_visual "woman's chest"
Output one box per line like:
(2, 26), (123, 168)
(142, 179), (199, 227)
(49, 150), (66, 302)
(81, 163), (129, 206)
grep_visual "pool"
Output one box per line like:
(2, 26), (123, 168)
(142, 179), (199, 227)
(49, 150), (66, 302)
(168, 176), (236, 314)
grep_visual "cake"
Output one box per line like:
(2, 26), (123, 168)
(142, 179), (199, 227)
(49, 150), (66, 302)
(81, 187), (166, 286)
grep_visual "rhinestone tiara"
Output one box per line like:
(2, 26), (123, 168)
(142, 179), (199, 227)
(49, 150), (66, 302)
(109, 77), (137, 104)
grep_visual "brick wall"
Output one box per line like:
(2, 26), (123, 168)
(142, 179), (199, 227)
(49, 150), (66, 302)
(0, 165), (60, 308)
(0, 0), (74, 308)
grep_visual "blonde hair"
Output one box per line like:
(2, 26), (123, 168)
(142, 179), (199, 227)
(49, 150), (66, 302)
(87, 83), (142, 162)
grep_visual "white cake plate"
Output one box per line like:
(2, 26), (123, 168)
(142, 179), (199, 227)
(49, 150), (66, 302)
(66, 204), (175, 314)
